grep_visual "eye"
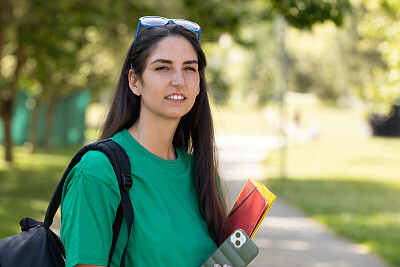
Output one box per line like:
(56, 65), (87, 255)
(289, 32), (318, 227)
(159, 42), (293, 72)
(155, 66), (169, 71)
(185, 66), (197, 72)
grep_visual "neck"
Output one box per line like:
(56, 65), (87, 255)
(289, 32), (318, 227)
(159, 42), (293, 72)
(127, 115), (179, 161)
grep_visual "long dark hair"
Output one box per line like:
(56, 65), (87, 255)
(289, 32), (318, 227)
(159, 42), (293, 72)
(101, 24), (229, 245)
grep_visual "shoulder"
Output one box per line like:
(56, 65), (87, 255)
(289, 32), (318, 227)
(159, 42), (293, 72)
(65, 149), (120, 193)
(81, 149), (113, 167)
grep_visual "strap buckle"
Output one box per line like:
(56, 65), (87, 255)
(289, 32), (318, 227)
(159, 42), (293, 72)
(121, 174), (133, 192)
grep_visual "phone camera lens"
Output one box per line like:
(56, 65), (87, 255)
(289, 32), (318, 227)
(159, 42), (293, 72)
(236, 232), (241, 238)
(235, 240), (241, 246)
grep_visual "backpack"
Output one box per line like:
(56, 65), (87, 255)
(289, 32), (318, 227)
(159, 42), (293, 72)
(0, 139), (134, 267)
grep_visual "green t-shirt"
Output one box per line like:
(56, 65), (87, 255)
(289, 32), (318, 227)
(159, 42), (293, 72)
(61, 129), (217, 267)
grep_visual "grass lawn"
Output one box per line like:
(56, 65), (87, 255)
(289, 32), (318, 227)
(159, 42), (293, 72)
(263, 102), (400, 266)
(211, 102), (276, 136)
(0, 147), (76, 238)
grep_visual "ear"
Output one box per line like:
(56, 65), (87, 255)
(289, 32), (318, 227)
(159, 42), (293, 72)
(128, 69), (141, 96)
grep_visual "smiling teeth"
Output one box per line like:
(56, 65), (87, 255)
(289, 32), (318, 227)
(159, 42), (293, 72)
(166, 95), (184, 100)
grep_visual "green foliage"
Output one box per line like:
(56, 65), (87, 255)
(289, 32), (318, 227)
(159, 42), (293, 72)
(204, 0), (354, 106)
(286, 18), (383, 103)
(181, 0), (246, 41)
(357, 0), (400, 115)
(1, 0), (359, 107)
(271, 0), (351, 29)
(0, 0), (363, 107)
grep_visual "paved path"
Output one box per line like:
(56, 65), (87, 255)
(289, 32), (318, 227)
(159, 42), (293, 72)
(216, 134), (391, 267)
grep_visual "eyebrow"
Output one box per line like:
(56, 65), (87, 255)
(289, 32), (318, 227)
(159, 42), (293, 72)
(150, 59), (198, 65)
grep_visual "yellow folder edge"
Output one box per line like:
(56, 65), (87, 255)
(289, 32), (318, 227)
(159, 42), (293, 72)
(248, 178), (276, 238)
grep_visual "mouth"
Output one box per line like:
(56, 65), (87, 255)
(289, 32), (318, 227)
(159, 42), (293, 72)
(165, 94), (186, 100)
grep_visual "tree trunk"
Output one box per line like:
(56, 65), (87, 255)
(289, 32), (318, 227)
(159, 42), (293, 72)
(0, 91), (16, 163)
(29, 99), (39, 154)
(0, 3), (12, 162)
(0, 108), (13, 162)
(0, 27), (25, 162)
(44, 96), (57, 152)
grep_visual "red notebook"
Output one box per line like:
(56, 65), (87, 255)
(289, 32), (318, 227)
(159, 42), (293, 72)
(228, 178), (276, 238)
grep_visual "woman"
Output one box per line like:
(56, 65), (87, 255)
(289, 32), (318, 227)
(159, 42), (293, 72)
(61, 17), (229, 266)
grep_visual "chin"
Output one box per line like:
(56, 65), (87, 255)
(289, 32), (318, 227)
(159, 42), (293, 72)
(165, 109), (192, 119)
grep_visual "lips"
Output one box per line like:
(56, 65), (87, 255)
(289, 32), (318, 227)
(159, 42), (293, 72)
(165, 94), (185, 100)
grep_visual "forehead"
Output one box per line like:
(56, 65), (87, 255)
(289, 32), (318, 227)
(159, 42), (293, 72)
(147, 35), (198, 63)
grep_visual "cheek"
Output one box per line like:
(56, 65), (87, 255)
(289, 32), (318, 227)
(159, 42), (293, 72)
(189, 76), (201, 95)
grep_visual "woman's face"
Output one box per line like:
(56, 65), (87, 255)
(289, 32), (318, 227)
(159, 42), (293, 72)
(129, 35), (200, 123)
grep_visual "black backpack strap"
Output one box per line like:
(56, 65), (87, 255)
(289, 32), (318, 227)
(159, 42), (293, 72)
(44, 139), (133, 267)
(99, 140), (133, 267)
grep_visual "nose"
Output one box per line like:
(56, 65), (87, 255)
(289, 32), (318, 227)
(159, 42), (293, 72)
(171, 69), (184, 88)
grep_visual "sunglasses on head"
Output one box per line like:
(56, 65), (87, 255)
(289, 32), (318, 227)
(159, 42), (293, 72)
(133, 16), (201, 47)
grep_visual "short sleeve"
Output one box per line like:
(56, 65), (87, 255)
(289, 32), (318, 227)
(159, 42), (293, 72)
(61, 151), (121, 267)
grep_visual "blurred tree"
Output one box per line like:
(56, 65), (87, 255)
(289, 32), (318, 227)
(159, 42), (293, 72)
(0, 0), (25, 161)
(0, 0), (116, 156)
(0, 0), (355, 161)
(270, 0), (399, 113)
(181, 0), (246, 41)
(0, 0), (126, 159)
(239, 21), (278, 106)
(285, 5), (383, 104)
(270, 0), (351, 105)
(356, 0), (400, 116)
(271, 0), (351, 29)
(213, 0), (352, 105)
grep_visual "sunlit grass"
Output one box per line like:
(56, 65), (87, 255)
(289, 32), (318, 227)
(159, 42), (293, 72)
(264, 101), (400, 266)
(211, 102), (276, 136)
(0, 146), (74, 238)
(267, 137), (400, 182)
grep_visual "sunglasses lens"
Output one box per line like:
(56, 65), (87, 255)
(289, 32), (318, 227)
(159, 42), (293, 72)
(141, 16), (168, 26)
(174, 19), (200, 31)
(135, 17), (200, 45)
